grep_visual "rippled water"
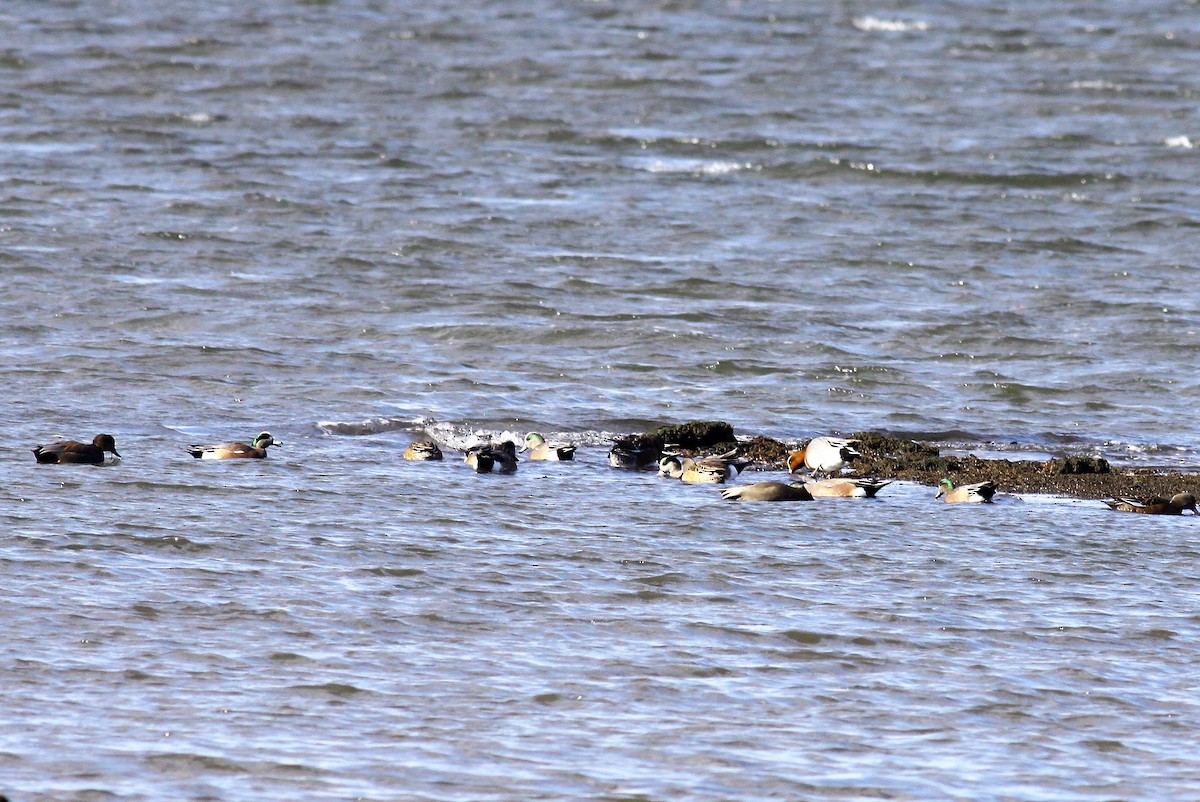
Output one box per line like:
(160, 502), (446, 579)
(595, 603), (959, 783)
(4, 1), (1200, 800)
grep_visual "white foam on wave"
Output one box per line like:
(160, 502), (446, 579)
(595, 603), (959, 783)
(631, 158), (756, 175)
(1070, 79), (1125, 92)
(316, 416), (423, 436)
(1164, 135), (1194, 149)
(315, 417), (684, 452)
(853, 16), (931, 32)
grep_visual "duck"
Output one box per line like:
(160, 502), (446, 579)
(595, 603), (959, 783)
(657, 454), (683, 477)
(721, 481), (814, 501)
(608, 436), (662, 470)
(521, 432), (576, 461)
(1104, 492), (1198, 515)
(403, 440), (444, 461)
(464, 439), (519, 474)
(672, 457), (729, 484)
(936, 479), (998, 503)
(787, 436), (860, 476)
(802, 477), (892, 498)
(186, 432), (279, 459)
(659, 451), (752, 484)
(32, 434), (121, 464)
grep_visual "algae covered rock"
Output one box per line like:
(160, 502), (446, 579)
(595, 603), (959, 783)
(740, 435), (790, 469)
(651, 420), (736, 452)
(846, 431), (953, 477)
(849, 432), (940, 459)
(1044, 456), (1111, 475)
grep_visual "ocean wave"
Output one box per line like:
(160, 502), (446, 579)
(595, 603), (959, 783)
(852, 16), (931, 33)
(625, 157), (758, 175)
(316, 417), (426, 436)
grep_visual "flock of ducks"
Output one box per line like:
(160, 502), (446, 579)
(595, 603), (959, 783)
(29, 431), (1199, 515)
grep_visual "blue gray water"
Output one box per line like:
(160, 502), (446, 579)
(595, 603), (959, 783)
(4, 2), (1200, 800)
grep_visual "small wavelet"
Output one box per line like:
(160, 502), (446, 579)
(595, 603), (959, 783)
(852, 16), (931, 32)
(624, 156), (757, 175)
(290, 682), (371, 698)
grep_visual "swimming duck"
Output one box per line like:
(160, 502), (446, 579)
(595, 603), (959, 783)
(721, 481), (814, 501)
(936, 479), (998, 503)
(659, 451), (752, 484)
(802, 477), (892, 498)
(464, 439), (519, 474)
(608, 435), (662, 470)
(32, 434), (121, 464)
(657, 455), (682, 477)
(1104, 492), (1198, 515)
(521, 432), (576, 461)
(186, 432), (279, 459)
(787, 436), (860, 476)
(404, 440), (444, 460)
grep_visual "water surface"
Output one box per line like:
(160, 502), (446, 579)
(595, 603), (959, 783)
(3, 1), (1200, 799)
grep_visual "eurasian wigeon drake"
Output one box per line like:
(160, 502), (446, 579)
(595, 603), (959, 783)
(721, 481), (814, 501)
(403, 440), (444, 461)
(787, 436), (860, 476)
(801, 477), (892, 498)
(521, 432), (576, 461)
(464, 439), (518, 474)
(659, 451), (752, 484)
(608, 435), (662, 470)
(186, 432), (279, 459)
(32, 434), (121, 464)
(1104, 492), (1198, 515)
(936, 479), (998, 503)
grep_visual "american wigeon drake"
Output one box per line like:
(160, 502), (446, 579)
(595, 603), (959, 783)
(657, 455), (683, 477)
(936, 479), (998, 503)
(787, 436), (860, 476)
(521, 432), (576, 461)
(186, 432), (279, 459)
(659, 451), (752, 484)
(1104, 492), (1198, 515)
(669, 456), (727, 484)
(464, 439), (518, 474)
(802, 477), (892, 498)
(608, 436), (662, 470)
(404, 440), (444, 461)
(721, 481), (814, 501)
(32, 434), (121, 464)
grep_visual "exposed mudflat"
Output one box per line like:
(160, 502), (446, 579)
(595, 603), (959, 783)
(844, 432), (1198, 501)
(656, 423), (1200, 501)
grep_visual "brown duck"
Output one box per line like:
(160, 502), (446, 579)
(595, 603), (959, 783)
(33, 434), (121, 464)
(721, 481), (815, 501)
(404, 440), (444, 461)
(1104, 492), (1198, 515)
